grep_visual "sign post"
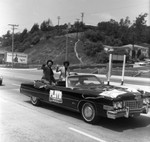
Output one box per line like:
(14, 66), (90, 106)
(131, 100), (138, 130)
(121, 55), (126, 85)
(107, 54), (112, 85)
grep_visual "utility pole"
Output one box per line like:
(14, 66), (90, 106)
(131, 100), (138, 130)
(81, 12), (84, 23)
(57, 16), (60, 26)
(65, 23), (71, 61)
(8, 24), (19, 69)
(76, 19), (80, 39)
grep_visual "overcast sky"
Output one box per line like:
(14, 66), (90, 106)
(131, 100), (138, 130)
(0, 0), (149, 36)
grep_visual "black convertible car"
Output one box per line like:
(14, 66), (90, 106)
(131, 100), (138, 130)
(20, 74), (150, 124)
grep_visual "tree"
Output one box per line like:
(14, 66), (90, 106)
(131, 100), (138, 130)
(97, 19), (119, 37)
(30, 23), (39, 33)
(96, 51), (109, 63)
(84, 41), (104, 57)
(40, 19), (53, 31)
(69, 21), (85, 33)
(84, 30), (104, 42)
(118, 17), (131, 44)
(133, 13), (148, 43)
(19, 29), (28, 42)
(1, 30), (12, 46)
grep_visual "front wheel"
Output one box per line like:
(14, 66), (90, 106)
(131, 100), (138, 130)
(30, 96), (41, 106)
(81, 102), (98, 124)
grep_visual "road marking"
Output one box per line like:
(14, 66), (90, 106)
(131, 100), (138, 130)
(68, 127), (107, 142)
(11, 89), (20, 91)
(12, 84), (20, 87)
(0, 98), (9, 103)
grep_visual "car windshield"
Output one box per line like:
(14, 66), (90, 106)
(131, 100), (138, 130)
(67, 75), (103, 89)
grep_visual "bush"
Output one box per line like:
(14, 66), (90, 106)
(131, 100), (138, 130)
(96, 51), (109, 63)
(18, 41), (31, 52)
(84, 30), (104, 42)
(31, 35), (40, 45)
(84, 41), (104, 57)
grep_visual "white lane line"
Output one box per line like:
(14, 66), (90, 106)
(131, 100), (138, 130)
(0, 98), (9, 103)
(12, 84), (20, 87)
(68, 127), (107, 142)
(11, 89), (20, 91)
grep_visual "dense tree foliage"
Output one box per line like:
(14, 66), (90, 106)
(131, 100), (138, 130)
(30, 23), (40, 33)
(40, 19), (53, 31)
(84, 41), (104, 57)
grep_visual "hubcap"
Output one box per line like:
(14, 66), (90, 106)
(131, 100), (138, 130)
(84, 106), (93, 118)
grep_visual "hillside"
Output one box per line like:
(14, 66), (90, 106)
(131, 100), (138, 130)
(23, 36), (93, 65)
(1, 14), (149, 65)
(0, 34), (96, 65)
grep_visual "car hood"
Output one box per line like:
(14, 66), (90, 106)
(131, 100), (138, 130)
(77, 84), (144, 99)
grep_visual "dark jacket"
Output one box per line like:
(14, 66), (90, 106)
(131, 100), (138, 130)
(41, 64), (55, 83)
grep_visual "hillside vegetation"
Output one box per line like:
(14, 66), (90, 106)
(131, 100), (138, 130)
(0, 13), (150, 65)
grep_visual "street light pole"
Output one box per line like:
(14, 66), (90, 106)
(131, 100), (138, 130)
(8, 24), (18, 69)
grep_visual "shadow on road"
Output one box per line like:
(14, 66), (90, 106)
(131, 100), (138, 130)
(25, 100), (81, 120)
(24, 100), (150, 132)
(97, 115), (150, 132)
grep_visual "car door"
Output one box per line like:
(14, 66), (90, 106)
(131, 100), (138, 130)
(47, 86), (82, 110)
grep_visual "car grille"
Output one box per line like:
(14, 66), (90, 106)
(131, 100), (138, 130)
(124, 100), (143, 110)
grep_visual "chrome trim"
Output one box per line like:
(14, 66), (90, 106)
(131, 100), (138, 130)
(123, 100), (143, 110)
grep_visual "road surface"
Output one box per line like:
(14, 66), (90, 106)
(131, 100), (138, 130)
(0, 68), (150, 142)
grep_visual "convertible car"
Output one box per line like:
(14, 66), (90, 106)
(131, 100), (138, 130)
(20, 74), (150, 124)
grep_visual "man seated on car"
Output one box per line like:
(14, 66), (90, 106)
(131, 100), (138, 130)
(56, 61), (70, 81)
(41, 60), (56, 85)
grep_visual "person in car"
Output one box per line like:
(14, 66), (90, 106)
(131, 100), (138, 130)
(56, 61), (70, 81)
(41, 60), (56, 85)
(75, 77), (86, 86)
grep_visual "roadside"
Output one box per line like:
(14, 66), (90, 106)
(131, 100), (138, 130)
(1, 67), (150, 92)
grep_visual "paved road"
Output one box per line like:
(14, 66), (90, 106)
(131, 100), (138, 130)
(0, 68), (150, 142)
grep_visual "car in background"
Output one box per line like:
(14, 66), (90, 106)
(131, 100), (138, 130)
(20, 74), (150, 124)
(0, 76), (3, 85)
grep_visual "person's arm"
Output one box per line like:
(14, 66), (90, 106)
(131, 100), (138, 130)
(56, 65), (60, 72)
(41, 64), (46, 70)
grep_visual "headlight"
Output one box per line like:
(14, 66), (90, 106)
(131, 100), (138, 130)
(143, 98), (150, 104)
(113, 102), (123, 109)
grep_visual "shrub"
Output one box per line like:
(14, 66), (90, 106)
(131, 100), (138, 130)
(84, 41), (104, 57)
(96, 51), (109, 63)
(31, 35), (40, 45)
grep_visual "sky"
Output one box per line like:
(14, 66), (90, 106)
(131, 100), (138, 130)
(0, 0), (149, 36)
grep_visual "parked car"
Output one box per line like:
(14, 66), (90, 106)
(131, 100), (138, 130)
(20, 74), (150, 124)
(0, 76), (3, 85)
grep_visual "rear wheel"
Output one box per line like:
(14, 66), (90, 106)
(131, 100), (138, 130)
(81, 102), (98, 124)
(30, 96), (41, 106)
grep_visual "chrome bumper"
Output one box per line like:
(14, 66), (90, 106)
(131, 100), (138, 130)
(107, 105), (150, 119)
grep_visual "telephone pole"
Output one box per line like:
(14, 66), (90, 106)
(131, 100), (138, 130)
(76, 19), (80, 39)
(57, 16), (60, 26)
(81, 12), (84, 23)
(8, 24), (19, 69)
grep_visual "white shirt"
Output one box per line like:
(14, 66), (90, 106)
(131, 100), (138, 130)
(58, 66), (70, 80)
